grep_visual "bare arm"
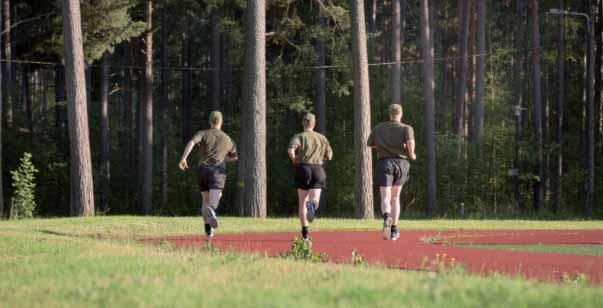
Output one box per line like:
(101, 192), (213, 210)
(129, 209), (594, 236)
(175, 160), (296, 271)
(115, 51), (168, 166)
(288, 145), (298, 164)
(178, 140), (196, 170)
(224, 151), (238, 163)
(406, 139), (416, 160)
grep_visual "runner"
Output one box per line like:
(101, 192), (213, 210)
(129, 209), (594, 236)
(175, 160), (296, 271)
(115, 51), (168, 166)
(179, 111), (237, 239)
(368, 104), (416, 240)
(288, 113), (333, 240)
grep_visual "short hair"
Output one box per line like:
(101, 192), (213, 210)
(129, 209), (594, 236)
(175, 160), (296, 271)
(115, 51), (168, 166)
(389, 104), (403, 116)
(302, 113), (316, 127)
(209, 111), (223, 125)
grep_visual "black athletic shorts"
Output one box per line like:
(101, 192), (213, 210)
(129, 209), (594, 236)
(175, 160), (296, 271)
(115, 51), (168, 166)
(375, 158), (410, 187)
(294, 164), (326, 190)
(198, 164), (227, 192)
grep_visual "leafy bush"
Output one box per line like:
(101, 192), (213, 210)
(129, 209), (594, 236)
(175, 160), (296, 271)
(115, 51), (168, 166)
(10, 153), (39, 219)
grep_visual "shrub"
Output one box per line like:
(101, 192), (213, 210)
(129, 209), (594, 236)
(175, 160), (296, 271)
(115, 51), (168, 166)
(10, 153), (39, 219)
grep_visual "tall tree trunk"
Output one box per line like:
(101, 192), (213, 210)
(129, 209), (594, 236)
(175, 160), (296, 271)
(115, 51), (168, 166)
(135, 67), (143, 209)
(391, 0), (402, 105)
(85, 64), (91, 107)
(221, 33), (233, 115)
(236, 0), (267, 217)
(55, 64), (69, 161)
(369, 0), (377, 33)
(512, 0), (525, 212)
(120, 43), (133, 209)
(141, 0), (154, 215)
(350, 0), (373, 219)
(595, 0), (603, 157)
(474, 0), (486, 146)
(420, 0), (437, 217)
(454, 0), (470, 152)
(436, 2), (449, 132)
(596, 0), (602, 155)
(544, 72), (551, 203)
(554, 0), (565, 212)
(209, 8), (221, 111)
(55, 64), (66, 129)
(40, 70), (48, 113)
(530, 0), (543, 212)
(62, 0), (95, 216)
(159, 13), (169, 211)
(99, 51), (110, 213)
(314, 15), (327, 134)
(3, 0), (12, 126)
(23, 65), (32, 133)
(585, 2), (595, 215)
(182, 29), (192, 145)
(467, 2), (476, 142)
(0, 2), (3, 218)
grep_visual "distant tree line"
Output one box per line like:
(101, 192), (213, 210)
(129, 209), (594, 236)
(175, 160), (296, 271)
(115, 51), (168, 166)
(0, 0), (601, 219)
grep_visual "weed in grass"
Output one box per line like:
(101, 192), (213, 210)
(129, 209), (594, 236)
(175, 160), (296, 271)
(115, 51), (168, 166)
(280, 237), (328, 262)
(350, 250), (366, 266)
(421, 233), (443, 245)
(202, 241), (220, 255)
(421, 253), (464, 274)
(561, 273), (589, 286)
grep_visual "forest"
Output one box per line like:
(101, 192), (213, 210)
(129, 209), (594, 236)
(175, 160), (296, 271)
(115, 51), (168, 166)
(0, 0), (601, 219)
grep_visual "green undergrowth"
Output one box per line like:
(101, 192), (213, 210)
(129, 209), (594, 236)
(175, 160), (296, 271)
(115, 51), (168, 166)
(1, 217), (603, 307)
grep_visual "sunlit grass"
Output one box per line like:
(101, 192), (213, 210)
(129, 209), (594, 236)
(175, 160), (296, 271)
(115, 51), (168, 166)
(456, 244), (603, 256)
(1, 217), (603, 307)
(2, 216), (602, 239)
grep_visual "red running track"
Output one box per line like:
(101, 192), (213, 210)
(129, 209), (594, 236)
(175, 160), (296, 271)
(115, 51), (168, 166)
(145, 230), (603, 284)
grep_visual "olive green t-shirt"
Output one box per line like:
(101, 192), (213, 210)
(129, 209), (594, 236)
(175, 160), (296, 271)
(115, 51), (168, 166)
(367, 121), (415, 160)
(288, 131), (333, 165)
(191, 128), (237, 166)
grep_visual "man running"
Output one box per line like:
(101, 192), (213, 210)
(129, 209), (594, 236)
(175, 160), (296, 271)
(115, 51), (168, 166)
(288, 113), (333, 240)
(368, 104), (416, 241)
(179, 111), (237, 238)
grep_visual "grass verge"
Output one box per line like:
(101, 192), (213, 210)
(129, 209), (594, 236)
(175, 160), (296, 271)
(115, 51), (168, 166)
(455, 244), (603, 256)
(1, 217), (602, 307)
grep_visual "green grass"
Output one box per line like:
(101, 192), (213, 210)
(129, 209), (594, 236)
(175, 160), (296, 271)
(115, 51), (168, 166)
(1, 216), (603, 307)
(2, 216), (603, 239)
(457, 244), (603, 256)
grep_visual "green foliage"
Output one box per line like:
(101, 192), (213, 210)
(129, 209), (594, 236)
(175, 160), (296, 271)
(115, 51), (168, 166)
(8, 0), (602, 219)
(280, 237), (328, 262)
(10, 153), (39, 219)
(53, 0), (146, 62)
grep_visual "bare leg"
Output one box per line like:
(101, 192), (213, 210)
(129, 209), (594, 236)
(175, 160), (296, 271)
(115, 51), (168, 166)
(379, 186), (393, 239)
(201, 191), (210, 224)
(202, 189), (222, 228)
(297, 189), (309, 227)
(379, 186), (392, 216)
(208, 189), (223, 212)
(390, 185), (402, 226)
(307, 189), (322, 209)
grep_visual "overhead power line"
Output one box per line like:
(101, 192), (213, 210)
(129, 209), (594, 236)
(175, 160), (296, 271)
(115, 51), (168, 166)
(0, 45), (548, 72)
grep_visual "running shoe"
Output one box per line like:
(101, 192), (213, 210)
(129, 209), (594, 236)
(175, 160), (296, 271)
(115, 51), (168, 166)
(391, 228), (400, 241)
(204, 224), (213, 238)
(204, 207), (219, 229)
(382, 216), (393, 240)
(306, 201), (316, 223)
